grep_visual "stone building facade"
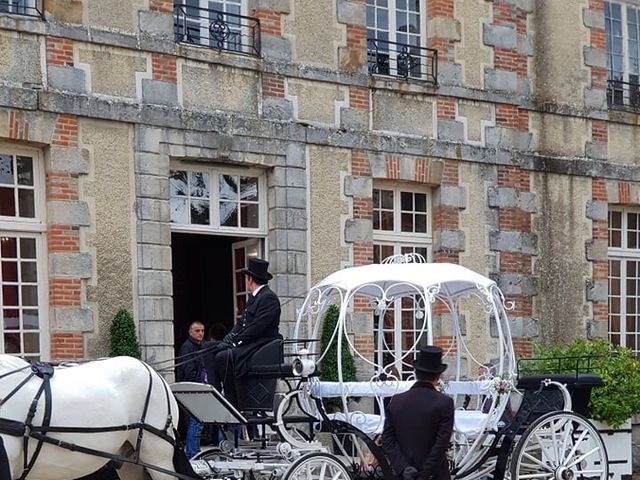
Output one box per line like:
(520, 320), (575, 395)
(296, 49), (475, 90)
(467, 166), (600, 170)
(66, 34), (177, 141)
(0, 0), (639, 440)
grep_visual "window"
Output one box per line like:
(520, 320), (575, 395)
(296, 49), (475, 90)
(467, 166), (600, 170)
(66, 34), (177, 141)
(609, 209), (640, 354)
(373, 184), (432, 378)
(606, 1), (640, 109)
(173, 0), (261, 57)
(366, 0), (436, 82)
(0, 148), (46, 360)
(0, 0), (41, 17)
(169, 166), (266, 235)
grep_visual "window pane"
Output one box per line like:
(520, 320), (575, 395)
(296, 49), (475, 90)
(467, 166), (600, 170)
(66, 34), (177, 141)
(20, 238), (35, 259)
(21, 261), (37, 283)
(219, 175), (238, 200)
(22, 285), (38, 306)
(0, 187), (15, 216)
(611, 229), (622, 248)
(2, 309), (19, 330)
(1, 261), (17, 282)
(240, 177), (258, 201)
(0, 154), (13, 185)
(377, 8), (388, 30)
(16, 156), (33, 186)
(415, 214), (427, 233)
(190, 199), (210, 225)
(401, 192), (412, 211)
(240, 203), (259, 228)
(401, 212), (412, 232)
(171, 197), (189, 224)
(611, 211), (622, 229)
(2, 285), (18, 306)
(189, 171), (209, 198)
(629, 231), (638, 249)
(373, 211), (380, 230)
(170, 171), (188, 196)
(415, 193), (426, 212)
(220, 201), (238, 226)
(1, 237), (17, 258)
(4, 333), (20, 353)
(381, 189), (393, 209)
(381, 211), (394, 230)
(18, 189), (35, 218)
(23, 310), (39, 330)
(23, 333), (39, 354)
(373, 189), (380, 208)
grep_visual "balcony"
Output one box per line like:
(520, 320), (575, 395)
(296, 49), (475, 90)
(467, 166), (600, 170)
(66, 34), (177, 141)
(0, 0), (43, 18)
(607, 79), (640, 112)
(367, 38), (438, 84)
(174, 2), (260, 57)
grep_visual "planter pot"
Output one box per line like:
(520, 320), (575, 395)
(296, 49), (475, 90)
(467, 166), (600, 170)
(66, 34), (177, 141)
(590, 419), (633, 480)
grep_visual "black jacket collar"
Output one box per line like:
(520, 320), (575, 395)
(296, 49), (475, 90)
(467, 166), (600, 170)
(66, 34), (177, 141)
(411, 381), (437, 391)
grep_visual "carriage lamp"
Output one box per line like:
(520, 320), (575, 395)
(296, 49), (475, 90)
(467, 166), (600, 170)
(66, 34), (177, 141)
(292, 348), (315, 378)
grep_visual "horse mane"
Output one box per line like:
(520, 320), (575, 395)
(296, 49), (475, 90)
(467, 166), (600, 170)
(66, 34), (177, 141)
(0, 354), (30, 372)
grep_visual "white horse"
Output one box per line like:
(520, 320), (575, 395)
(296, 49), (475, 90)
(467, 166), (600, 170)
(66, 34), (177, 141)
(0, 355), (188, 480)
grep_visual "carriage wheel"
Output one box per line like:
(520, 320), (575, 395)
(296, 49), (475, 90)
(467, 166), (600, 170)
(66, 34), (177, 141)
(283, 452), (352, 480)
(510, 411), (608, 480)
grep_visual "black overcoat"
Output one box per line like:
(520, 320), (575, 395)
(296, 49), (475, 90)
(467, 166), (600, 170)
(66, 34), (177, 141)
(224, 285), (281, 377)
(177, 336), (205, 382)
(382, 381), (454, 480)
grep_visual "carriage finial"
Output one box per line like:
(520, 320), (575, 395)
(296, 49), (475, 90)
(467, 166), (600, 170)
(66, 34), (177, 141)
(381, 253), (427, 264)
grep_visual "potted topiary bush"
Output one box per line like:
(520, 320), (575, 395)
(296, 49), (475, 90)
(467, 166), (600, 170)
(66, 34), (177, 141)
(530, 338), (640, 478)
(319, 304), (357, 412)
(109, 308), (141, 359)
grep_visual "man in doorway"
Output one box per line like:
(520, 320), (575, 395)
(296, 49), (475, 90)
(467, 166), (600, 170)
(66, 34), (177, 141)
(212, 258), (281, 406)
(382, 346), (454, 480)
(177, 321), (207, 458)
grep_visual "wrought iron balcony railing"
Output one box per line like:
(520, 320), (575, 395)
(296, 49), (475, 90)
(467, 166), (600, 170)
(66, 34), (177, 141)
(367, 38), (438, 84)
(607, 79), (640, 112)
(174, 3), (260, 57)
(0, 0), (43, 18)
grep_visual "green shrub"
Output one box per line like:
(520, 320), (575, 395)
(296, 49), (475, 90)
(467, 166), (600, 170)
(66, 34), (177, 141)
(528, 338), (640, 428)
(319, 304), (357, 410)
(109, 309), (141, 359)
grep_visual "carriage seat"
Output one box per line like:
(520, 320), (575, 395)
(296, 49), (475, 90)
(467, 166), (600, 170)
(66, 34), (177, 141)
(235, 337), (285, 412)
(516, 374), (602, 417)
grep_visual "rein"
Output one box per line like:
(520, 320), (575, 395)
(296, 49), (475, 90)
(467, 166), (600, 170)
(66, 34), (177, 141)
(0, 359), (189, 480)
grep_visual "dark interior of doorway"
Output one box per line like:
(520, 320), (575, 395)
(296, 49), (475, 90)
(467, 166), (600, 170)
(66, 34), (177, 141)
(172, 232), (241, 355)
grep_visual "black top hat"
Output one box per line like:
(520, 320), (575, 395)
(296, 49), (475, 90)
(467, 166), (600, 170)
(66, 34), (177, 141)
(242, 258), (273, 283)
(413, 346), (448, 374)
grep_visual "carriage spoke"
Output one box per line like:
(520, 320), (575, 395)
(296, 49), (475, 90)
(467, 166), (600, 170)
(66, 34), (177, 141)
(565, 447), (600, 469)
(532, 432), (556, 467)
(318, 461), (327, 480)
(561, 429), (589, 467)
(523, 451), (554, 472)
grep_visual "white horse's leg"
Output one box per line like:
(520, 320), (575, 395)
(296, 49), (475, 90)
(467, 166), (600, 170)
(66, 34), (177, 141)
(137, 436), (180, 480)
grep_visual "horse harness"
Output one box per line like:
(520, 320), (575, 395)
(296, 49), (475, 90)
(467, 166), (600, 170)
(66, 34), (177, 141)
(0, 360), (191, 480)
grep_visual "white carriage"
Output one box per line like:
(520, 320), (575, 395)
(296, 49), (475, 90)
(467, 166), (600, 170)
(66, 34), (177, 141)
(174, 254), (609, 480)
(0, 255), (610, 480)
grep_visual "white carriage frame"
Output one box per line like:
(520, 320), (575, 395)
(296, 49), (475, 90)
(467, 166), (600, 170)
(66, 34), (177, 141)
(293, 254), (520, 477)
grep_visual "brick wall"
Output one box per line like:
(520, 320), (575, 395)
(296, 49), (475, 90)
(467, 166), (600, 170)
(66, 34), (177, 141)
(47, 113), (86, 360)
(495, 165), (534, 357)
(151, 54), (177, 83)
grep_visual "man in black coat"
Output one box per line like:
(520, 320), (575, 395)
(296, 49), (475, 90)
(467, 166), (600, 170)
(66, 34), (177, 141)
(177, 321), (207, 458)
(382, 346), (454, 480)
(211, 258), (281, 406)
